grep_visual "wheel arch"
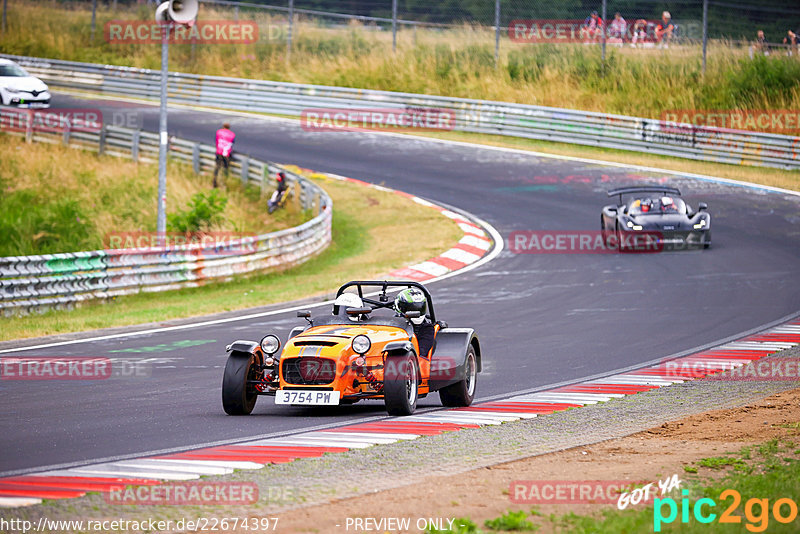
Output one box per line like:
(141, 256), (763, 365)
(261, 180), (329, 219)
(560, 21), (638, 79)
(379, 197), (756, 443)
(429, 328), (480, 391)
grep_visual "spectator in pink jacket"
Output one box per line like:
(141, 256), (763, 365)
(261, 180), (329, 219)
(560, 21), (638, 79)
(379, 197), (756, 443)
(214, 122), (236, 188)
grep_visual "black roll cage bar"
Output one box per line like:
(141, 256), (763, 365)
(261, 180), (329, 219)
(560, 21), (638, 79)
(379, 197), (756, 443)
(335, 280), (435, 323)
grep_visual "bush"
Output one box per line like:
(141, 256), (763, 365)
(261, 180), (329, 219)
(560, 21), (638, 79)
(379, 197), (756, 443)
(167, 190), (228, 234)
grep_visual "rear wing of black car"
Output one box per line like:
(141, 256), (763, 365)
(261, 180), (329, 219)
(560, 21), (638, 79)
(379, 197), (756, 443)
(608, 186), (682, 204)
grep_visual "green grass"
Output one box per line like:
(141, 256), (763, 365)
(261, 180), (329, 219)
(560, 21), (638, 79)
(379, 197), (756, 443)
(426, 518), (482, 534)
(0, 134), (306, 256)
(2, 1), (799, 120)
(696, 456), (749, 471)
(484, 510), (539, 531)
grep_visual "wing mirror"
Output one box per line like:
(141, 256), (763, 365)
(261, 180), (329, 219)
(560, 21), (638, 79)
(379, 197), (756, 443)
(297, 310), (312, 324)
(698, 202), (708, 211)
(404, 311), (421, 320)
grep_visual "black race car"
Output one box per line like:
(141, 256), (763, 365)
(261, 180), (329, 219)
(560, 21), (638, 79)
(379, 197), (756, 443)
(600, 186), (711, 251)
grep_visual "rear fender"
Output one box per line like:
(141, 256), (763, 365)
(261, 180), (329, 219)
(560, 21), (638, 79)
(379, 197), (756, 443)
(429, 328), (480, 391)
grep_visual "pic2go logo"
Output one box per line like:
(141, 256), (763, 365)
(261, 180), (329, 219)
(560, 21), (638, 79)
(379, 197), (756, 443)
(654, 489), (799, 532)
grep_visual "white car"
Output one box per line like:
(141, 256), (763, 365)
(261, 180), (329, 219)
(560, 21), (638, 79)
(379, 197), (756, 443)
(0, 59), (51, 108)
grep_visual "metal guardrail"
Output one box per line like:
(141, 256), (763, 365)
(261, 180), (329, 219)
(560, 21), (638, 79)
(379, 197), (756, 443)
(0, 108), (332, 316)
(3, 53), (799, 170)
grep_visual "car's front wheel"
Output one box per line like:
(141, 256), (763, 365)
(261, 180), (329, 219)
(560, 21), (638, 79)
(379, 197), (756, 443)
(222, 352), (259, 415)
(439, 345), (477, 407)
(383, 354), (419, 416)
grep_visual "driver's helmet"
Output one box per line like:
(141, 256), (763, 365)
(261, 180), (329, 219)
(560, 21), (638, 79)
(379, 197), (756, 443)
(641, 199), (652, 213)
(333, 292), (364, 321)
(661, 196), (675, 210)
(394, 288), (427, 325)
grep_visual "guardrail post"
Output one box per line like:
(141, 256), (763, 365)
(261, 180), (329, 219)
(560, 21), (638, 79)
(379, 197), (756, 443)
(62, 122), (71, 146)
(241, 156), (250, 185)
(98, 125), (106, 155)
(261, 165), (270, 196)
(132, 130), (140, 161)
(192, 143), (200, 174)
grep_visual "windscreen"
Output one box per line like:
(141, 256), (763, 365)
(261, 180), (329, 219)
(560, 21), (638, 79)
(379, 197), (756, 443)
(0, 64), (29, 77)
(628, 196), (687, 215)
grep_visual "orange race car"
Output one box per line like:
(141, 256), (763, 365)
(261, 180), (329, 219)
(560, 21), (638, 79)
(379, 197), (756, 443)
(222, 281), (481, 416)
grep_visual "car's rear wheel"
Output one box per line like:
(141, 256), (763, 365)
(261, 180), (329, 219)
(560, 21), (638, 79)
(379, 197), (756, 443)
(383, 354), (419, 416)
(601, 217), (613, 247)
(439, 346), (477, 407)
(222, 352), (259, 415)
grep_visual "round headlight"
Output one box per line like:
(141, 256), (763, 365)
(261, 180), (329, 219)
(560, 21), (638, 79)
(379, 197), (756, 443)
(351, 335), (371, 355)
(260, 334), (281, 355)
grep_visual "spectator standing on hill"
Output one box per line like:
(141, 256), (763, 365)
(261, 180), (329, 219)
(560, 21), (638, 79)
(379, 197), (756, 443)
(754, 30), (768, 56)
(655, 11), (674, 48)
(631, 19), (648, 47)
(783, 29), (798, 56)
(213, 122), (236, 188)
(608, 12), (626, 45)
(580, 11), (603, 44)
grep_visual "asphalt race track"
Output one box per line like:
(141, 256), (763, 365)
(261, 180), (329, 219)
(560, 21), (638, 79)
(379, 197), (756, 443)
(1, 94), (799, 475)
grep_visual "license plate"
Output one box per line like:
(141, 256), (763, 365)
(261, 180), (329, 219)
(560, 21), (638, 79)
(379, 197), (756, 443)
(275, 390), (340, 405)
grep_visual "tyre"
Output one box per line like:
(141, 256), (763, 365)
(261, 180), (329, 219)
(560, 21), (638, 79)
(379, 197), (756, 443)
(601, 217), (613, 247)
(383, 354), (419, 416)
(439, 345), (477, 407)
(222, 352), (259, 415)
(616, 224), (629, 253)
